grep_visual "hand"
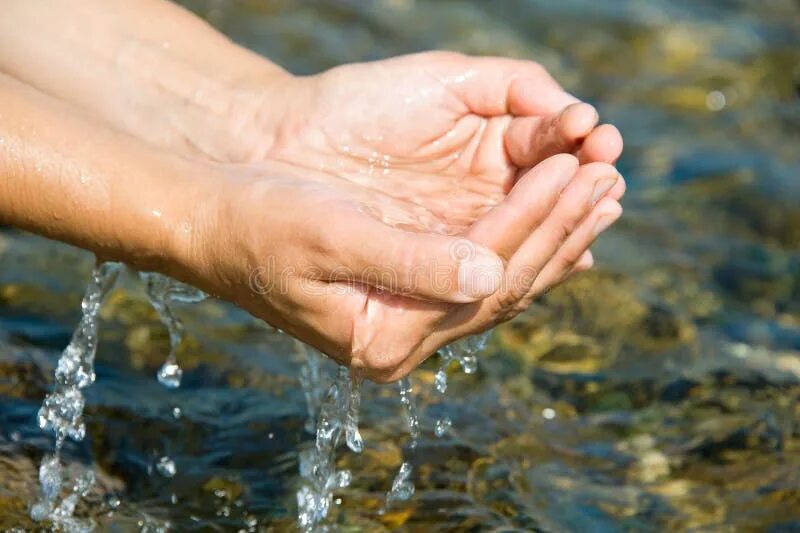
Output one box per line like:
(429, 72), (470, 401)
(181, 154), (621, 382)
(237, 52), (625, 237)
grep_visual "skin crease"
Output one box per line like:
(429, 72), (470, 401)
(0, 0), (625, 382)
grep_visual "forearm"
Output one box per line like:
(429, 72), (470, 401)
(0, 73), (217, 274)
(0, 0), (291, 161)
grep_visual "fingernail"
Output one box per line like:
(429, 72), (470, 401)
(593, 214), (615, 236)
(458, 250), (503, 299)
(592, 175), (618, 205)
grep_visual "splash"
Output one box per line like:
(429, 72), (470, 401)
(31, 262), (122, 530)
(297, 365), (363, 531)
(140, 272), (206, 388)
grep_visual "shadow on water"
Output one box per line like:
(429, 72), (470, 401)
(1, 0), (799, 530)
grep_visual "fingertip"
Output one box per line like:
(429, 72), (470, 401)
(574, 250), (594, 272)
(558, 102), (599, 141)
(609, 174), (626, 200)
(545, 152), (581, 172)
(457, 245), (504, 300)
(579, 123), (624, 164)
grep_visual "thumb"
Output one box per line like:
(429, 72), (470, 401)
(325, 218), (504, 303)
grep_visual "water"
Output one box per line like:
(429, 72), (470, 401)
(140, 273), (206, 389)
(2, 0), (799, 530)
(297, 366), (361, 531)
(30, 262), (121, 530)
(155, 457), (176, 479)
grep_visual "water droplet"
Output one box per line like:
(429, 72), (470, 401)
(397, 378), (420, 448)
(107, 495), (121, 509)
(385, 462), (414, 507)
(435, 417), (452, 437)
(157, 361), (183, 389)
(156, 456), (176, 478)
(434, 369), (448, 394)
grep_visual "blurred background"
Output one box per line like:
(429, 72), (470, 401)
(1, 0), (799, 530)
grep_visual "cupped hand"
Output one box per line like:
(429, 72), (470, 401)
(242, 51), (625, 235)
(182, 154), (621, 382)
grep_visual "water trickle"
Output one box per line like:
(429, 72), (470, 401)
(32, 261), (121, 528)
(382, 377), (421, 510)
(397, 377), (420, 449)
(296, 340), (327, 433)
(345, 370), (364, 453)
(296, 363), (363, 531)
(433, 332), (491, 437)
(140, 272), (206, 389)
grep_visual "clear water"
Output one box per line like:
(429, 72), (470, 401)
(2, 0), (800, 530)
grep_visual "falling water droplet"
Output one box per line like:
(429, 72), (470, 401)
(397, 377), (419, 449)
(385, 462), (414, 507)
(107, 494), (121, 509)
(156, 456), (176, 478)
(434, 368), (448, 394)
(141, 273), (205, 390)
(435, 417), (452, 437)
(157, 361), (183, 389)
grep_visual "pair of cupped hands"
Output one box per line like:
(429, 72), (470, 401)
(156, 52), (624, 382)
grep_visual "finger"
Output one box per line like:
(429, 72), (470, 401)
(526, 198), (622, 299)
(570, 250), (595, 275)
(577, 123), (624, 164)
(448, 55), (579, 116)
(608, 174), (626, 200)
(325, 215), (504, 304)
(501, 163), (620, 303)
(524, 249), (592, 309)
(504, 103), (599, 168)
(467, 153), (579, 260)
(507, 75), (580, 115)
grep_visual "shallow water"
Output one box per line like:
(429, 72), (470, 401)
(2, 0), (799, 530)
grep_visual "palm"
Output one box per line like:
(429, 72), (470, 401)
(265, 52), (607, 234)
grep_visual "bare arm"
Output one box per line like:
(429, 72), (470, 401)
(0, 73), (212, 272)
(0, 0), (291, 161)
